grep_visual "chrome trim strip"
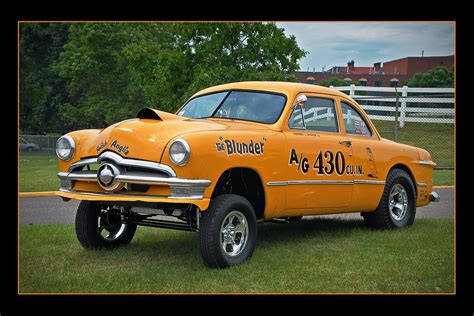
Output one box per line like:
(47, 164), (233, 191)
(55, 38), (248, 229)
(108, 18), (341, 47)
(114, 173), (211, 187)
(417, 182), (428, 187)
(59, 171), (211, 187)
(58, 172), (69, 178)
(266, 179), (386, 186)
(288, 180), (354, 185)
(411, 160), (437, 167)
(354, 180), (386, 185)
(58, 188), (205, 200)
(70, 157), (98, 170)
(266, 181), (288, 186)
(419, 160), (436, 166)
(169, 195), (205, 200)
(68, 174), (97, 181)
(69, 151), (176, 177)
(58, 171), (96, 182)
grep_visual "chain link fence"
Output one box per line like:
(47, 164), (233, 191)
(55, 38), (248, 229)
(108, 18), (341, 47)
(331, 85), (454, 169)
(19, 135), (61, 162)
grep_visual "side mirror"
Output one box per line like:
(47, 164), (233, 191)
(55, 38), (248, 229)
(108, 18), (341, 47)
(293, 94), (307, 109)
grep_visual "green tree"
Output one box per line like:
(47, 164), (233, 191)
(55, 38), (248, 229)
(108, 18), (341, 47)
(20, 23), (70, 133)
(53, 23), (179, 130)
(175, 22), (306, 97)
(52, 22), (306, 129)
(405, 66), (454, 87)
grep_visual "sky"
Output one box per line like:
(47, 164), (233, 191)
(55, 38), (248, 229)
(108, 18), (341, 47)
(275, 22), (455, 72)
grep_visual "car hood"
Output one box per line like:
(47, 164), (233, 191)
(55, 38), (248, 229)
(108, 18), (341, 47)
(79, 109), (272, 162)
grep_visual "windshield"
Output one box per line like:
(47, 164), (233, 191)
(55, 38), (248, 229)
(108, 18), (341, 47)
(177, 90), (287, 124)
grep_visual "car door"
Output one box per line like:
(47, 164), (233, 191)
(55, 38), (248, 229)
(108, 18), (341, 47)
(339, 99), (386, 212)
(283, 93), (355, 213)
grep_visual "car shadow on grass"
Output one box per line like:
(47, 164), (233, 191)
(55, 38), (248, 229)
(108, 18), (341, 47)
(89, 217), (370, 266)
(256, 217), (368, 246)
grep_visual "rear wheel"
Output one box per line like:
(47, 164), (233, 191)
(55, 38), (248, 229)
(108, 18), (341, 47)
(198, 194), (257, 268)
(362, 169), (416, 229)
(75, 201), (137, 249)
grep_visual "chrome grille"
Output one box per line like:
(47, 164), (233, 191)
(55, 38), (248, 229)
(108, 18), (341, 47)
(170, 186), (207, 198)
(69, 151), (175, 177)
(58, 151), (211, 199)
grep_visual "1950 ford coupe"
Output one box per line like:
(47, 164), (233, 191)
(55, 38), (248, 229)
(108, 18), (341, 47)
(56, 81), (439, 268)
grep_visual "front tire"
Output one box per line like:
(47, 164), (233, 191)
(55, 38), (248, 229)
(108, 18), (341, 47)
(198, 194), (257, 268)
(75, 201), (137, 249)
(362, 169), (416, 229)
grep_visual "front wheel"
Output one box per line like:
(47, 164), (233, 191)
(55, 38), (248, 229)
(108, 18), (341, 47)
(198, 194), (257, 268)
(75, 201), (137, 249)
(362, 168), (416, 229)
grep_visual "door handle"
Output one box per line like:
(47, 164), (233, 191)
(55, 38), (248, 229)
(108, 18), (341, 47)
(339, 139), (352, 147)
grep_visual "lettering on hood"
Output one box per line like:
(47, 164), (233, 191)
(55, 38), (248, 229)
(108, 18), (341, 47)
(96, 141), (107, 153)
(216, 137), (266, 156)
(110, 140), (129, 155)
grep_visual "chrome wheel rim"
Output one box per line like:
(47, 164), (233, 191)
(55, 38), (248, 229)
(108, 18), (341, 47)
(97, 207), (127, 241)
(389, 184), (408, 221)
(220, 210), (249, 257)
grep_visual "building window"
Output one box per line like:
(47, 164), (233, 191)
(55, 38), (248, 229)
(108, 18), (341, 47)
(306, 76), (316, 84)
(390, 78), (399, 87)
(359, 78), (368, 86)
(374, 80), (382, 87)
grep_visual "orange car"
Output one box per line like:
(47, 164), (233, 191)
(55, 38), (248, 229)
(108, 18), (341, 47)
(56, 81), (439, 268)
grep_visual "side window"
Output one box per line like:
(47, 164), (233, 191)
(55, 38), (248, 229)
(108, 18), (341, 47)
(289, 97), (338, 132)
(341, 102), (372, 136)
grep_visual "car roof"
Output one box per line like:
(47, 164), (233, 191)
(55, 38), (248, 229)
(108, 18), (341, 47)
(191, 81), (349, 100)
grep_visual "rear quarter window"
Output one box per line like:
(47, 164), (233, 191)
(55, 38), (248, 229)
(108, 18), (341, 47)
(341, 102), (372, 136)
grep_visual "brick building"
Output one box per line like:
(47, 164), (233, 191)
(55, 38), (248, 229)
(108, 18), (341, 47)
(293, 55), (453, 87)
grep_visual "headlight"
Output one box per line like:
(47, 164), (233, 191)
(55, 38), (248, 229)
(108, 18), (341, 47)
(56, 135), (75, 161)
(169, 139), (190, 166)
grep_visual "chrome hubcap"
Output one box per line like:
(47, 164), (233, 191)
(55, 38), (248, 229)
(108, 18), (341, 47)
(220, 210), (249, 257)
(97, 207), (127, 241)
(389, 184), (408, 221)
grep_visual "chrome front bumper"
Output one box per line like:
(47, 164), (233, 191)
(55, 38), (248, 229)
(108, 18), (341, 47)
(429, 191), (440, 202)
(57, 171), (211, 187)
(57, 151), (211, 199)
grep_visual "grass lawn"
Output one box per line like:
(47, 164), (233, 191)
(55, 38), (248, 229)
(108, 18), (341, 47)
(433, 170), (455, 186)
(19, 150), (59, 192)
(19, 218), (454, 294)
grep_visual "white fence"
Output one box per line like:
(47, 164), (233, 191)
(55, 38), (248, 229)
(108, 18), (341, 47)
(294, 106), (368, 126)
(329, 85), (455, 127)
(293, 107), (333, 125)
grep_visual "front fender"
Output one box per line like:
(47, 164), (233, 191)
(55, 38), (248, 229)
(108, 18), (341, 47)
(58, 129), (103, 172)
(160, 130), (287, 213)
